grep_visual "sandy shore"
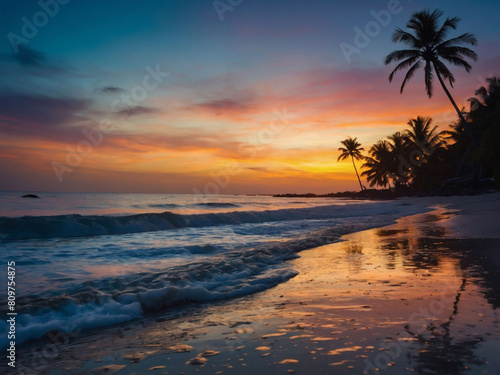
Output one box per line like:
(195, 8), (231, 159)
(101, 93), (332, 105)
(400, 192), (500, 238)
(13, 192), (500, 375)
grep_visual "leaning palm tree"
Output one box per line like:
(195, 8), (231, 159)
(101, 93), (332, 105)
(338, 137), (365, 191)
(385, 9), (478, 144)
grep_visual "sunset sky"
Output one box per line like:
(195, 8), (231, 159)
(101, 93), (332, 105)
(1, 0), (499, 194)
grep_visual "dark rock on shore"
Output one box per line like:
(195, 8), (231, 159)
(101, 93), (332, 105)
(21, 194), (40, 198)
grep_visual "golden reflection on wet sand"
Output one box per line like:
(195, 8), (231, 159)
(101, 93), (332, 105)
(39, 208), (500, 374)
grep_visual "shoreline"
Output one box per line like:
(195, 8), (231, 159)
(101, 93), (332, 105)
(9, 194), (500, 374)
(274, 186), (499, 201)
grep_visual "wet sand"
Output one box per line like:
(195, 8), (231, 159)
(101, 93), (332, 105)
(15, 193), (500, 375)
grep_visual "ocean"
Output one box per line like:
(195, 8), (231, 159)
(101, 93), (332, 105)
(0, 191), (429, 349)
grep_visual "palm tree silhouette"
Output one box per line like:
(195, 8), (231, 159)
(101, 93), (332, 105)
(442, 113), (473, 177)
(338, 137), (365, 191)
(405, 116), (444, 157)
(387, 131), (412, 185)
(469, 77), (499, 106)
(442, 78), (500, 179)
(467, 77), (500, 126)
(385, 9), (478, 144)
(361, 140), (393, 189)
(442, 117), (467, 146)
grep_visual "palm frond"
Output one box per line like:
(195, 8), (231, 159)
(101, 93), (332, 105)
(433, 60), (456, 87)
(474, 86), (488, 101)
(400, 60), (422, 93)
(440, 55), (473, 72)
(337, 137), (364, 162)
(467, 97), (484, 111)
(433, 16), (459, 44)
(436, 33), (477, 48)
(385, 49), (421, 65)
(387, 55), (420, 80)
(392, 28), (421, 48)
(436, 46), (478, 61)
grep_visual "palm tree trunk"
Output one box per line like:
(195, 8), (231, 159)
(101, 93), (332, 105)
(433, 64), (479, 147)
(351, 156), (364, 191)
(433, 64), (484, 179)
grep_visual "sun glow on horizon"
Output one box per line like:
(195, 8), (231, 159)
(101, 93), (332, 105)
(1, 1), (499, 193)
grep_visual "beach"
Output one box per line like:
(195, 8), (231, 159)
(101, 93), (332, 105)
(3, 0), (500, 374)
(2, 192), (497, 375)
